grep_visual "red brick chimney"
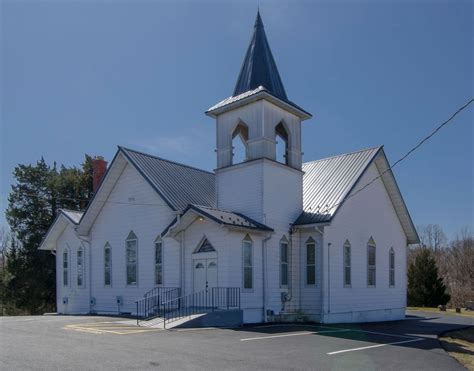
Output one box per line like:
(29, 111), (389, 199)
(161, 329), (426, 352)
(92, 156), (108, 193)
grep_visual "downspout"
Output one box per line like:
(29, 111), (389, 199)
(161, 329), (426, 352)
(286, 226), (295, 303)
(327, 242), (331, 316)
(298, 228), (302, 310)
(262, 232), (272, 322)
(181, 230), (185, 296)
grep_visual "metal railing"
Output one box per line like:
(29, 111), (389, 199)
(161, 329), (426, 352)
(143, 286), (180, 299)
(136, 287), (181, 324)
(161, 287), (240, 328)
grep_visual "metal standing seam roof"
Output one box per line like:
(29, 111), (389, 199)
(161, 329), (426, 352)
(39, 209), (84, 250)
(119, 147), (216, 211)
(161, 204), (273, 237)
(233, 11), (287, 101)
(206, 12), (311, 119)
(294, 146), (382, 225)
(61, 209), (83, 224)
(190, 205), (273, 231)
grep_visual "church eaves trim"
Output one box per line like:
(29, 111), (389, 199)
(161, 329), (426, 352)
(160, 204), (273, 238)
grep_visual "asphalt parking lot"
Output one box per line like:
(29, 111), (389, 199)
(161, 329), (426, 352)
(0, 311), (472, 370)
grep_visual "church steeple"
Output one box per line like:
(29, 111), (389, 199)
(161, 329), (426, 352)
(233, 11), (287, 101)
(207, 11), (311, 174)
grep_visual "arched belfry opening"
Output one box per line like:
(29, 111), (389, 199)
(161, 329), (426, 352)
(275, 122), (289, 165)
(231, 121), (249, 165)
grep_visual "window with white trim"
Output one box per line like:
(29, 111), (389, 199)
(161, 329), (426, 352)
(104, 242), (111, 286)
(306, 237), (316, 285)
(343, 240), (351, 287)
(242, 235), (253, 290)
(126, 231), (138, 285)
(389, 247), (395, 287)
(63, 249), (69, 286)
(77, 247), (84, 287)
(280, 236), (289, 287)
(367, 237), (376, 287)
(155, 238), (163, 285)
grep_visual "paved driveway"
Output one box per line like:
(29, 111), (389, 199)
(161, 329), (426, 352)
(0, 310), (472, 370)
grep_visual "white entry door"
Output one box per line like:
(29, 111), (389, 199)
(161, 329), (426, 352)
(193, 258), (217, 293)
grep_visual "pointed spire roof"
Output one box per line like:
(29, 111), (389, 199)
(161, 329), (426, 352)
(233, 11), (288, 101)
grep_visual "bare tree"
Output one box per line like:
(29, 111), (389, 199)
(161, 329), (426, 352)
(418, 224), (448, 250)
(443, 227), (474, 307)
(0, 227), (10, 271)
(413, 225), (473, 308)
(0, 227), (12, 316)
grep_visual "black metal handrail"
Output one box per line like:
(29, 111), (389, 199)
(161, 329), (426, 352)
(143, 286), (180, 299)
(161, 287), (240, 328)
(136, 287), (181, 324)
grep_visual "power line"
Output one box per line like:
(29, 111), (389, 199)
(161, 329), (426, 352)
(322, 98), (474, 214)
(2, 98), (473, 213)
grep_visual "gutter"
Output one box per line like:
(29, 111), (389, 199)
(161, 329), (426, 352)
(285, 226), (296, 303)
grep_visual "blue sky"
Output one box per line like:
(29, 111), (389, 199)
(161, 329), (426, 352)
(1, 0), (472, 240)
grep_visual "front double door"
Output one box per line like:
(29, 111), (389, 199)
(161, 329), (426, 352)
(193, 258), (217, 309)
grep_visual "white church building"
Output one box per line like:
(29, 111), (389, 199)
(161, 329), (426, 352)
(40, 12), (419, 325)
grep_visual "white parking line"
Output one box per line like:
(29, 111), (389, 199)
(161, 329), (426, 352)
(327, 338), (424, 355)
(347, 329), (419, 339)
(240, 329), (351, 341)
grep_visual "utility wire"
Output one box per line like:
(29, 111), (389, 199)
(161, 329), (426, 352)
(2, 98), (473, 212)
(321, 98), (474, 214)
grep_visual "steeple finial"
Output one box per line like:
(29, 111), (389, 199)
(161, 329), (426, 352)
(255, 9), (263, 27)
(233, 11), (288, 100)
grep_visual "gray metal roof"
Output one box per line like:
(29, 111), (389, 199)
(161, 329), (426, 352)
(190, 205), (273, 231)
(61, 209), (83, 224)
(39, 209), (84, 250)
(119, 147), (216, 211)
(233, 11), (287, 101)
(207, 86), (265, 112)
(161, 204), (273, 237)
(207, 12), (311, 119)
(295, 147), (382, 225)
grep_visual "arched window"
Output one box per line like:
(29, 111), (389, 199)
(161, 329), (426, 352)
(77, 246), (84, 287)
(367, 237), (376, 287)
(343, 240), (351, 287)
(275, 122), (289, 165)
(306, 237), (316, 285)
(126, 231), (138, 285)
(389, 247), (395, 287)
(63, 249), (69, 286)
(104, 242), (112, 286)
(280, 236), (289, 287)
(242, 234), (253, 290)
(231, 122), (249, 165)
(155, 237), (163, 286)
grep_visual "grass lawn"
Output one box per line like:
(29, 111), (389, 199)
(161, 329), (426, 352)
(408, 307), (474, 318)
(440, 327), (474, 371)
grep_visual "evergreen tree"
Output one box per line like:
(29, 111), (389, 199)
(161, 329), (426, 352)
(4, 156), (92, 314)
(407, 247), (450, 307)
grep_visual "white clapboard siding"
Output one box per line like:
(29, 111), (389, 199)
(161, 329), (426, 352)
(56, 226), (89, 314)
(88, 163), (179, 315)
(216, 160), (264, 222)
(215, 100), (302, 168)
(322, 163), (407, 323)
